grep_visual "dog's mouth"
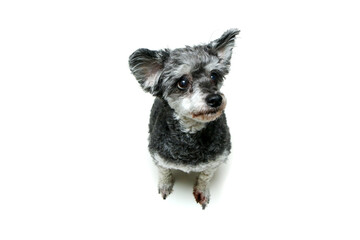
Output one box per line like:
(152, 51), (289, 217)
(191, 99), (227, 122)
(192, 108), (221, 117)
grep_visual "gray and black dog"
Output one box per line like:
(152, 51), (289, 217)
(129, 29), (239, 209)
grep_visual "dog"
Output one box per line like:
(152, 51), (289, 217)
(129, 29), (239, 209)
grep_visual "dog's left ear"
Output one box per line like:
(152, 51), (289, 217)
(208, 29), (240, 62)
(129, 48), (170, 95)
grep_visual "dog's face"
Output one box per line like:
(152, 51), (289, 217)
(129, 29), (239, 123)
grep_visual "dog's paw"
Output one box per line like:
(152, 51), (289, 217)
(158, 181), (174, 200)
(193, 188), (210, 209)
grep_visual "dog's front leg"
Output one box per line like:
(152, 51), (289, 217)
(157, 166), (175, 200)
(193, 167), (218, 209)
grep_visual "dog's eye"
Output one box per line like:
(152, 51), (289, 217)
(177, 76), (190, 90)
(210, 72), (220, 82)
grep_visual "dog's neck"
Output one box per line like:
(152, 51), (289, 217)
(173, 113), (207, 134)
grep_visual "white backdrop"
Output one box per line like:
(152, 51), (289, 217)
(1, 0), (359, 239)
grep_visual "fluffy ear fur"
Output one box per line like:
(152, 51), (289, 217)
(209, 29), (240, 62)
(129, 48), (169, 94)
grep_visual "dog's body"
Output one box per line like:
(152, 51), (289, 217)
(149, 97), (231, 172)
(129, 29), (239, 209)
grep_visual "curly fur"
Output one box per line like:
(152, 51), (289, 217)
(149, 98), (231, 167)
(129, 29), (240, 209)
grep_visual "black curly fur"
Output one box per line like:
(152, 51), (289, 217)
(129, 29), (239, 168)
(148, 98), (231, 165)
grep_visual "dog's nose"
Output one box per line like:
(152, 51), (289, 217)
(206, 94), (223, 108)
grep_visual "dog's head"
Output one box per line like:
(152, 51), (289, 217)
(129, 29), (239, 123)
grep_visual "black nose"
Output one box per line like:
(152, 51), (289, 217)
(206, 94), (223, 108)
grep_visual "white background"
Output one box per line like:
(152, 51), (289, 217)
(1, 0), (359, 239)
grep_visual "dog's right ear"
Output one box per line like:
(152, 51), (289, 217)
(129, 48), (169, 95)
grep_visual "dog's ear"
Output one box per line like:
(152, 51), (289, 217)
(208, 29), (240, 62)
(129, 48), (169, 95)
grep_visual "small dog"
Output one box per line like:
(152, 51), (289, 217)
(129, 29), (239, 209)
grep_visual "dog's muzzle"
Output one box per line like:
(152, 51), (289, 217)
(191, 94), (227, 122)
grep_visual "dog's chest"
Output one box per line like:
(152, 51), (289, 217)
(149, 111), (231, 166)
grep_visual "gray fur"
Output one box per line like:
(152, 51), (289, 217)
(148, 98), (231, 165)
(129, 29), (239, 209)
